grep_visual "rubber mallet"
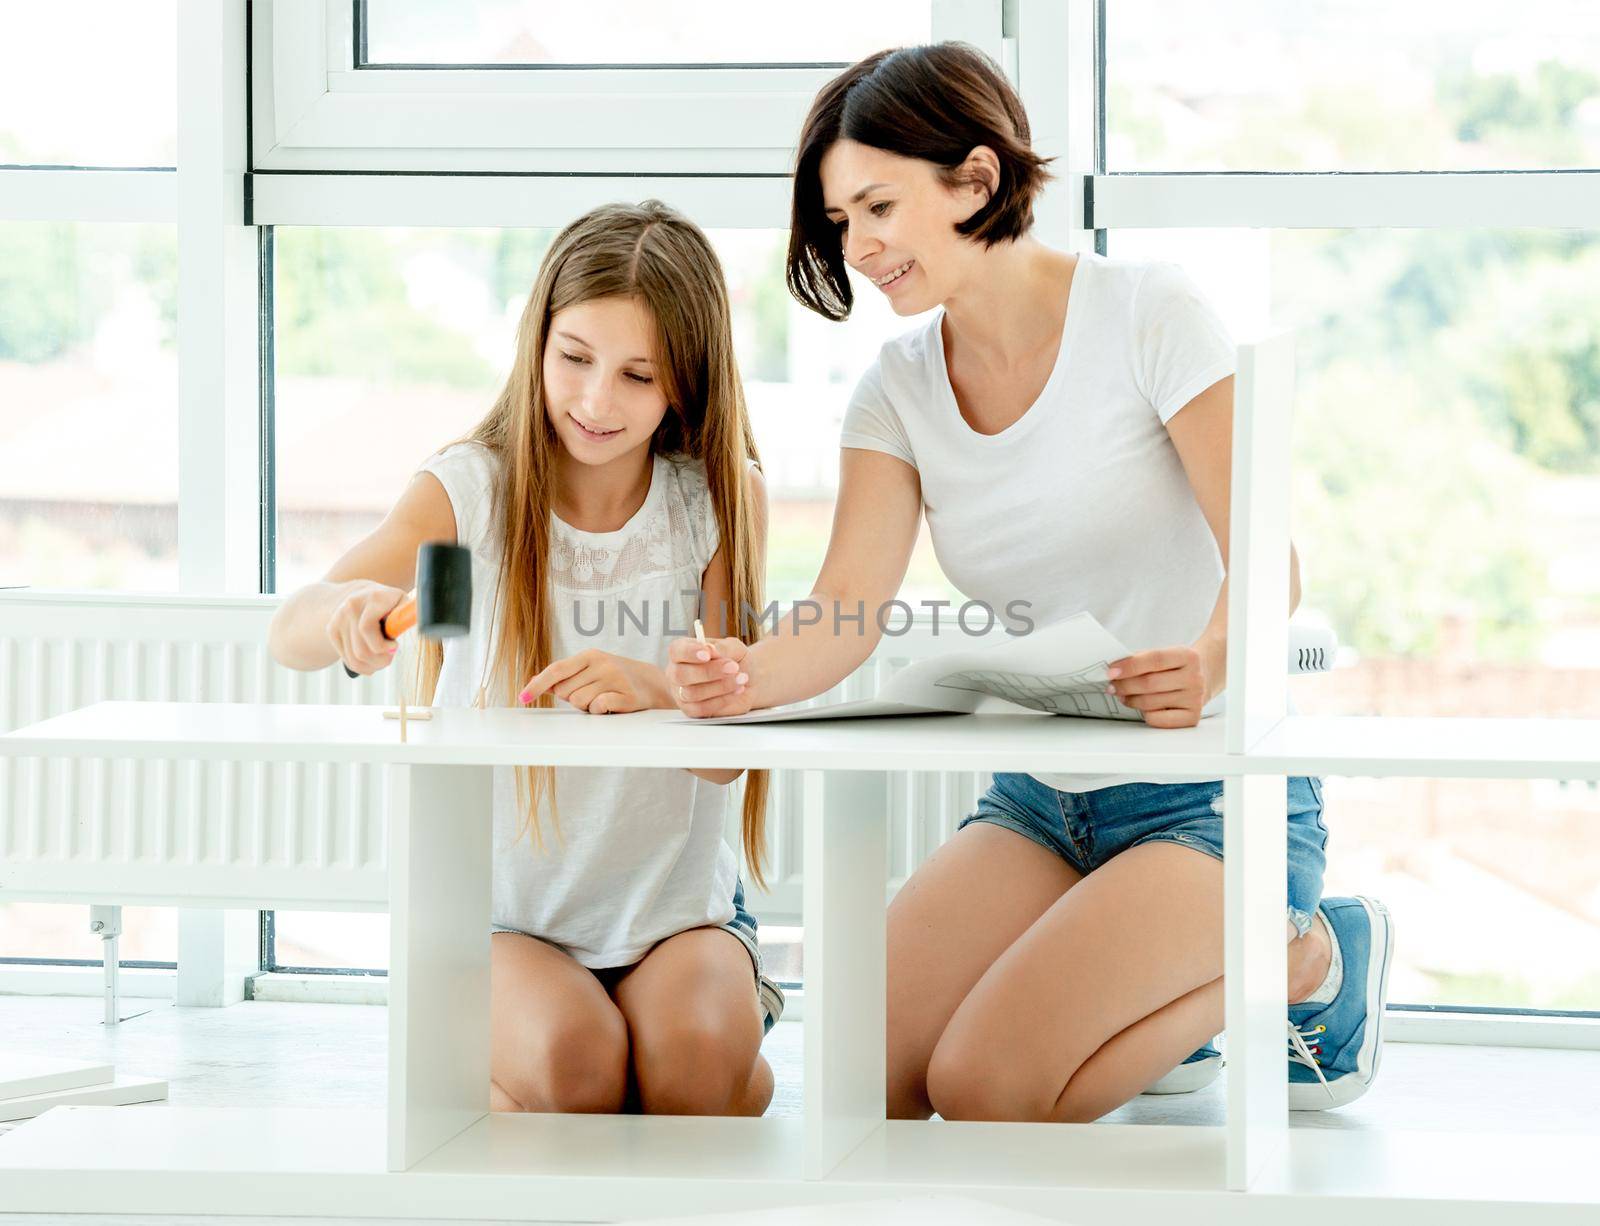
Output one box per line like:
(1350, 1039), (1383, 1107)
(344, 541), (473, 679)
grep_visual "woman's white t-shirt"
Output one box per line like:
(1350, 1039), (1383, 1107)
(839, 252), (1236, 792)
(418, 442), (738, 967)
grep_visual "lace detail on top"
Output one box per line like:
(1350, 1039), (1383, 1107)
(548, 454), (715, 595)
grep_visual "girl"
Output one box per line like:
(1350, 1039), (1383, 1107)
(269, 200), (783, 1117)
(669, 44), (1394, 1121)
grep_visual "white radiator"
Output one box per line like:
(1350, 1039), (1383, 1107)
(0, 593), (992, 924)
(0, 594), (398, 911)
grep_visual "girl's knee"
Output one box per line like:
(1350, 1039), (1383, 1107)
(633, 1014), (760, 1115)
(498, 1011), (629, 1114)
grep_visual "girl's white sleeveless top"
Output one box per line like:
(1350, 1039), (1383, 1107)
(418, 442), (737, 968)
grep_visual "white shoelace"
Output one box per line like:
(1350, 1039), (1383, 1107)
(1288, 1021), (1335, 1101)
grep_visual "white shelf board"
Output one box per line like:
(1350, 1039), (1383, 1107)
(0, 1105), (386, 1174)
(830, 1119), (1227, 1192)
(412, 1110), (805, 1181)
(0, 1074), (167, 1122)
(0, 1055), (113, 1102)
(0, 701), (1240, 777)
(1258, 1126), (1600, 1207)
(10, 703), (1595, 781)
(4, 1108), (1596, 1223)
(1249, 716), (1600, 781)
(0, 1108), (810, 1219)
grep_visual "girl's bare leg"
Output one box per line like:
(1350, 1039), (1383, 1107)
(490, 931), (629, 1113)
(611, 927), (772, 1116)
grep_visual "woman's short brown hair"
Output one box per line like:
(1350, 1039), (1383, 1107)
(787, 42), (1054, 320)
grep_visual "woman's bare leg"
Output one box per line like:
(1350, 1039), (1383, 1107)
(902, 832), (1337, 1126)
(1039, 911), (1332, 1119)
(927, 840), (1231, 1122)
(886, 822), (1084, 1119)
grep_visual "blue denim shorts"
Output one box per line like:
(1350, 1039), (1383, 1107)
(958, 774), (1329, 936)
(723, 877), (784, 1036)
(723, 876), (763, 975)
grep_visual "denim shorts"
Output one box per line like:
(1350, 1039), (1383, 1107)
(716, 877), (786, 1036)
(723, 877), (764, 979)
(958, 774), (1329, 937)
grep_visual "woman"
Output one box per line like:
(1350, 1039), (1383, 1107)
(669, 43), (1393, 1121)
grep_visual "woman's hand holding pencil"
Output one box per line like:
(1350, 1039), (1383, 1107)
(666, 619), (752, 718)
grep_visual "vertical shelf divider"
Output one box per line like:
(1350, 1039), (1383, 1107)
(387, 762), (494, 1172)
(802, 768), (889, 1180)
(1223, 332), (1298, 1190)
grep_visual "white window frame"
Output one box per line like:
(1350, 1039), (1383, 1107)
(1, 0), (262, 1001)
(251, 0), (1004, 175)
(249, 171), (796, 229)
(1090, 170), (1600, 230)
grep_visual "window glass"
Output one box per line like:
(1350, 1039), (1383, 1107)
(363, 0), (931, 66)
(1111, 225), (1600, 1009)
(0, 902), (178, 964)
(0, 1), (177, 167)
(1107, 1), (1600, 171)
(271, 224), (955, 603)
(0, 222), (179, 591)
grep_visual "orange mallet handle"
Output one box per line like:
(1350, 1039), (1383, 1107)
(342, 593), (418, 678)
(381, 596), (418, 639)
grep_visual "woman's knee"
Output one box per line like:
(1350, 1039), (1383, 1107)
(925, 1027), (1064, 1123)
(497, 1009), (630, 1114)
(632, 1012), (760, 1115)
(885, 1025), (936, 1120)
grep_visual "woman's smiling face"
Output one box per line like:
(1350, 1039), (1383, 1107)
(818, 138), (994, 316)
(541, 295), (671, 465)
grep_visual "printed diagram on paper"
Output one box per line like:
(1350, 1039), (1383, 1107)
(934, 664), (1130, 718)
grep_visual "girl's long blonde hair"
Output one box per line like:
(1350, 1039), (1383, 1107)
(414, 200), (772, 888)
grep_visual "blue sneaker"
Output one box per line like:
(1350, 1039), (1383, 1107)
(1288, 896), (1395, 1110)
(1143, 1041), (1223, 1095)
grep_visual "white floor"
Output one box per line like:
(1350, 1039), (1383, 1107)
(1, 993), (1597, 1225)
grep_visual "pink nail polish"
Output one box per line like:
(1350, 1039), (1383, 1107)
(736, 673), (748, 684)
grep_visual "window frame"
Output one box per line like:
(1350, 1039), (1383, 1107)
(250, 0), (1003, 174)
(6, 0), (1596, 1031)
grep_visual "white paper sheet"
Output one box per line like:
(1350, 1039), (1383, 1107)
(684, 612), (1144, 725)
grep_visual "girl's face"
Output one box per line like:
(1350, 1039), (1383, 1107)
(818, 139), (993, 316)
(542, 295), (672, 466)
